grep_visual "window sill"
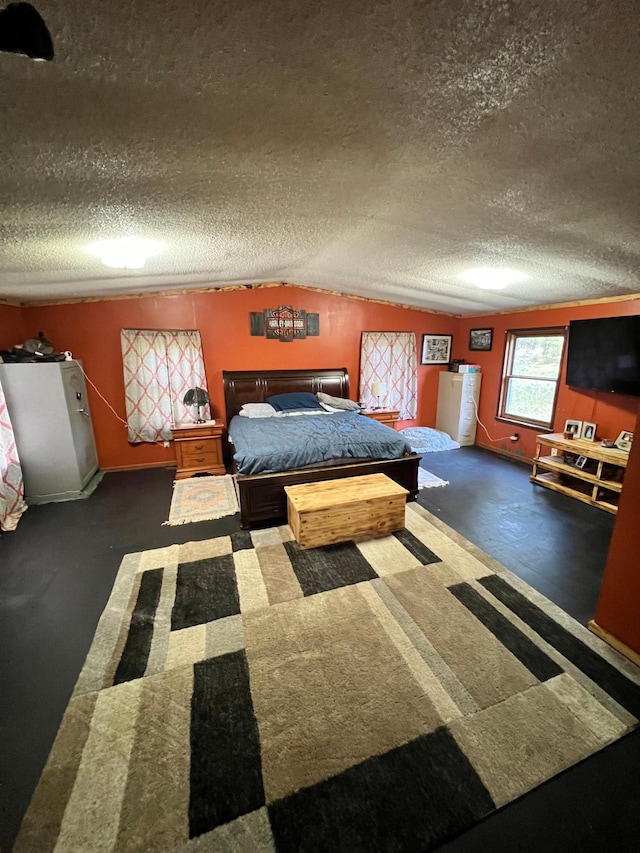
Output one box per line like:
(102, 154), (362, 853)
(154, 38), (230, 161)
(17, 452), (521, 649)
(496, 417), (552, 431)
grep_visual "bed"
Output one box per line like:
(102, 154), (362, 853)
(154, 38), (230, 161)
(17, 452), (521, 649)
(223, 367), (420, 529)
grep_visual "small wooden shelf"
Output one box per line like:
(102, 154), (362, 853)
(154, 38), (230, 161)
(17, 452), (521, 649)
(594, 490), (620, 512)
(534, 455), (623, 492)
(531, 471), (594, 505)
(531, 433), (628, 514)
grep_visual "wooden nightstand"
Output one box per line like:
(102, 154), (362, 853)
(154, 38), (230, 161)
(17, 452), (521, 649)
(171, 420), (226, 478)
(361, 409), (400, 429)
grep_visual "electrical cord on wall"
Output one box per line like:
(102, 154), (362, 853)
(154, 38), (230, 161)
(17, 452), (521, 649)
(470, 395), (518, 444)
(78, 362), (172, 446)
(77, 362), (128, 428)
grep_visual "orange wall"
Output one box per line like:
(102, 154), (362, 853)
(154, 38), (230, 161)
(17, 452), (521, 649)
(455, 299), (640, 460)
(0, 304), (26, 349)
(594, 401), (640, 655)
(20, 286), (455, 469)
(7, 287), (640, 654)
(7, 290), (639, 469)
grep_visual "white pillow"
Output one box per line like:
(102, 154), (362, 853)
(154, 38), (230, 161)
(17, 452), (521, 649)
(316, 392), (360, 411)
(238, 403), (277, 418)
(319, 401), (348, 413)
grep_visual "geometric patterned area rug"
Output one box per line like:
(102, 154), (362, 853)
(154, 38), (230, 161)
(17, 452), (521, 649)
(164, 475), (239, 525)
(15, 504), (640, 852)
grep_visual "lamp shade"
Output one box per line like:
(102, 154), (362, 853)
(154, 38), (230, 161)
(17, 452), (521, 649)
(371, 381), (386, 397)
(183, 386), (209, 423)
(183, 387), (209, 407)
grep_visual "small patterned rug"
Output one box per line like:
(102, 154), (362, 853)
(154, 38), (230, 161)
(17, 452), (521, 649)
(164, 475), (239, 525)
(15, 504), (640, 852)
(419, 467), (449, 489)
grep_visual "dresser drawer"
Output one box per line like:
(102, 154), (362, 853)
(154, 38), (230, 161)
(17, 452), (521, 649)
(180, 443), (221, 467)
(361, 410), (400, 429)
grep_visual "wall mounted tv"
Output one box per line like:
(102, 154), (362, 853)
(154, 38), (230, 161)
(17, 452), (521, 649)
(566, 315), (640, 397)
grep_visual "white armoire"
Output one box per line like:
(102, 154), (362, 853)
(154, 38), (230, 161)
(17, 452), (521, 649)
(0, 360), (99, 503)
(435, 372), (482, 446)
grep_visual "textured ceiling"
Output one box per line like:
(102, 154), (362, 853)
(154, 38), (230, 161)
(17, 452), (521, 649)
(1, 0), (639, 313)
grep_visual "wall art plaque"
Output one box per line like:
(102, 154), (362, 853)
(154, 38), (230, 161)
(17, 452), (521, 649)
(250, 306), (320, 342)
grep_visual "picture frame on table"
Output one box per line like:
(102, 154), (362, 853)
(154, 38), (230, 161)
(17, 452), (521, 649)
(469, 328), (493, 352)
(575, 455), (589, 470)
(563, 419), (582, 437)
(421, 334), (452, 365)
(615, 430), (634, 451)
(581, 422), (597, 441)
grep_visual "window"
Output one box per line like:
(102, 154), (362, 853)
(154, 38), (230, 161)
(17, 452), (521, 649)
(359, 332), (417, 419)
(498, 328), (566, 429)
(121, 329), (208, 443)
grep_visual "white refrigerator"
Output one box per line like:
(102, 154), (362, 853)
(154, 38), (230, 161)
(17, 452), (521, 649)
(0, 360), (99, 503)
(435, 372), (482, 446)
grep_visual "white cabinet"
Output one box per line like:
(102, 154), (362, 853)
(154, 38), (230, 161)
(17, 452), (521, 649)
(435, 372), (482, 446)
(0, 361), (99, 503)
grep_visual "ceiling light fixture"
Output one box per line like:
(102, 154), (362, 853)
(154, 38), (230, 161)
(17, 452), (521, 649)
(87, 237), (165, 270)
(0, 2), (54, 61)
(460, 267), (527, 290)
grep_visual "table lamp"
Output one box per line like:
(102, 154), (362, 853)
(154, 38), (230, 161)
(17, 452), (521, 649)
(183, 387), (209, 423)
(371, 381), (386, 410)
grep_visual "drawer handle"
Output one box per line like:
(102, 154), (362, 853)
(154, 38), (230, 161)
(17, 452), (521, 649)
(192, 457), (205, 464)
(193, 443), (205, 450)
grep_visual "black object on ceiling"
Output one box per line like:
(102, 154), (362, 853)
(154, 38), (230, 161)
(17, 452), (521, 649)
(0, 2), (54, 60)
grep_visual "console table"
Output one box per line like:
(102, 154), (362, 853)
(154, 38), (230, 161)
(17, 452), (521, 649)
(531, 433), (628, 514)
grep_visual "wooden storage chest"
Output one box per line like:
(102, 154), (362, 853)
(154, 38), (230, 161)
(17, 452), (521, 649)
(285, 473), (408, 550)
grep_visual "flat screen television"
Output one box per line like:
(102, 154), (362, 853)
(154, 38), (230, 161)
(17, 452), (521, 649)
(566, 315), (640, 397)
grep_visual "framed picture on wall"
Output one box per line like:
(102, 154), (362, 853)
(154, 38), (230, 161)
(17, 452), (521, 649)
(469, 328), (493, 351)
(421, 334), (452, 365)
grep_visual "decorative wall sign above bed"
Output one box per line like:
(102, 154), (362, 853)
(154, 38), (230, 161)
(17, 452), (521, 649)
(250, 306), (320, 341)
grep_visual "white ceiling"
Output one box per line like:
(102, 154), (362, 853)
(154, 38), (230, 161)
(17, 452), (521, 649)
(1, 0), (639, 314)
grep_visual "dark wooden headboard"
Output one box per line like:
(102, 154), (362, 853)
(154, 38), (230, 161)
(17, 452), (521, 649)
(222, 368), (350, 422)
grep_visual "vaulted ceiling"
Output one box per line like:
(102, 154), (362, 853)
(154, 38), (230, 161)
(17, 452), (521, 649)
(2, 0), (639, 314)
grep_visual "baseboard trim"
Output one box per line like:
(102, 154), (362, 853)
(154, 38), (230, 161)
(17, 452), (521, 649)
(476, 443), (533, 465)
(102, 461), (177, 473)
(588, 620), (640, 666)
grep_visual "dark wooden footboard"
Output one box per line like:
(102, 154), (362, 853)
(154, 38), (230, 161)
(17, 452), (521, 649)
(233, 454), (420, 529)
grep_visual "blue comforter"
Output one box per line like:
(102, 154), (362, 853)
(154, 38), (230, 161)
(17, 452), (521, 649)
(228, 412), (412, 475)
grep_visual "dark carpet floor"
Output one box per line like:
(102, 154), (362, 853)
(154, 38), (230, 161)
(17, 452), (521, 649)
(1, 447), (639, 851)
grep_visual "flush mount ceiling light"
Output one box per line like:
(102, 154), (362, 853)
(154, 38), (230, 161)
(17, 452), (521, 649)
(87, 237), (165, 270)
(459, 267), (528, 290)
(0, 2), (54, 60)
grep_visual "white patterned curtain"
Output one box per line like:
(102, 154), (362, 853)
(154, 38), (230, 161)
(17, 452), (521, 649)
(0, 377), (27, 531)
(121, 330), (209, 443)
(359, 332), (417, 420)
